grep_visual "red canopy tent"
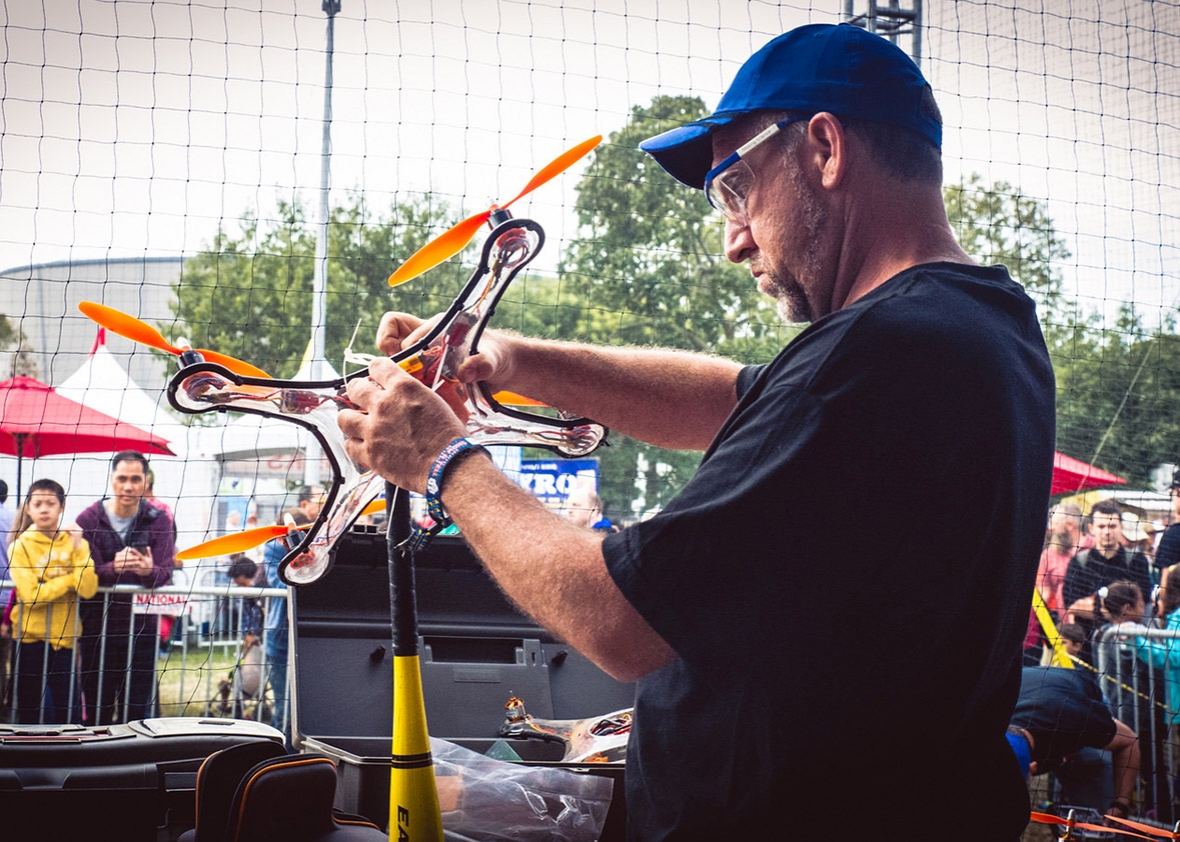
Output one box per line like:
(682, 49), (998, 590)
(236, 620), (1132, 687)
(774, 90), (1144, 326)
(1052, 451), (1126, 496)
(0, 375), (175, 502)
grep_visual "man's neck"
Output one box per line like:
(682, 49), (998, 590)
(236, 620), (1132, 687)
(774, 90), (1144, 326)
(1096, 545), (1123, 561)
(106, 499), (139, 520)
(835, 182), (975, 313)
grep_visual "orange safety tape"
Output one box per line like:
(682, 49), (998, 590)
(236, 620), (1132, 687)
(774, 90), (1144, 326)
(1031, 589), (1179, 717)
(1029, 810), (1159, 840)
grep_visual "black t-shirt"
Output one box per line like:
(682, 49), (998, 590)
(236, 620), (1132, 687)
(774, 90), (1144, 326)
(1060, 547), (1154, 616)
(1011, 666), (1116, 769)
(1156, 523), (1180, 571)
(603, 263), (1055, 841)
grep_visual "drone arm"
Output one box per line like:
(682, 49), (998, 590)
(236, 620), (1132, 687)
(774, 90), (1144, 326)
(343, 355), (666, 679)
(459, 335), (743, 451)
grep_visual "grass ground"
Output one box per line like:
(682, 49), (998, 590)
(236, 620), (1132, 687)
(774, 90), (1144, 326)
(155, 644), (271, 721)
(155, 646), (237, 717)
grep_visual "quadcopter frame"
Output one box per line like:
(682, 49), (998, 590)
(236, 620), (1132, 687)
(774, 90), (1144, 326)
(167, 215), (607, 585)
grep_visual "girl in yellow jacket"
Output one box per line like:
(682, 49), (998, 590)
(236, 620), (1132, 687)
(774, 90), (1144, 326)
(8, 478), (97, 724)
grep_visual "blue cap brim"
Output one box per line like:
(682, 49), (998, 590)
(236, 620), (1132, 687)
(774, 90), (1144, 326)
(639, 115), (737, 190)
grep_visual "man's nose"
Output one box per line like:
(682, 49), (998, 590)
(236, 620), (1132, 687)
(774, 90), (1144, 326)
(723, 216), (755, 265)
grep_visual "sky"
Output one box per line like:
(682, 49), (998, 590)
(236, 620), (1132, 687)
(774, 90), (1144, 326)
(1, 0), (1177, 325)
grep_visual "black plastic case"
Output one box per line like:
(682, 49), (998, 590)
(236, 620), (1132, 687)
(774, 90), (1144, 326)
(290, 528), (633, 838)
(0, 716), (284, 841)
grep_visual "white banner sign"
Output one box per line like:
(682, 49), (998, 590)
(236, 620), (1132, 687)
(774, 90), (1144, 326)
(133, 591), (192, 616)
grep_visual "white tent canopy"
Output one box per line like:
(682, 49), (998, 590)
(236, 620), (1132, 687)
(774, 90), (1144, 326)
(56, 329), (190, 457)
(203, 353), (341, 460)
(13, 328), (217, 546)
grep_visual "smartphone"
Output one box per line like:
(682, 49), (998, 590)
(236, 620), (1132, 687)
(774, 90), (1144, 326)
(134, 545), (150, 555)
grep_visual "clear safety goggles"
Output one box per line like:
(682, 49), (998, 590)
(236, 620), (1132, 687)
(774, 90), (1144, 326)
(703, 116), (809, 226)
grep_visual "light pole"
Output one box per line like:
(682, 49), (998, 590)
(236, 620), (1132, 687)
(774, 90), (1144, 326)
(304, 0), (341, 487)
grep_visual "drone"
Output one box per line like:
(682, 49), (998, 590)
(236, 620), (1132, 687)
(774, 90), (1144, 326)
(80, 136), (608, 586)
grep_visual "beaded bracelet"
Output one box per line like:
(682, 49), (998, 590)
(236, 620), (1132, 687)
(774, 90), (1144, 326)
(424, 437), (488, 523)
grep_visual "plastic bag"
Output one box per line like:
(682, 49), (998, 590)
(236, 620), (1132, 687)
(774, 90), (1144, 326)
(430, 737), (615, 842)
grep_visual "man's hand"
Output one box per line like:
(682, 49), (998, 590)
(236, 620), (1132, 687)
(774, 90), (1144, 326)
(375, 311), (432, 356)
(376, 310), (518, 391)
(113, 546), (155, 577)
(1067, 595), (1099, 624)
(65, 522), (84, 551)
(339, 356), (468, 493)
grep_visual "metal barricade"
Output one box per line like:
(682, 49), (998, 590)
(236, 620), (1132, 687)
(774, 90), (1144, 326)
(1093, 623), (1180, 822)
(0, 578), (288, 728)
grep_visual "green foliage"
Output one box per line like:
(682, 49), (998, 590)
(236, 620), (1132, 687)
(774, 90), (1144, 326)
(169, 194), (472, 379)
(0, 313), (17, 348)
(1054, 304), (1180, 487)
(944, 174), (1075, 348)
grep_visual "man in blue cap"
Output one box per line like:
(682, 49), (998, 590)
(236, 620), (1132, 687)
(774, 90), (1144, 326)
(341, 23), (1055, 839)
(1008, 667), (1140, 824)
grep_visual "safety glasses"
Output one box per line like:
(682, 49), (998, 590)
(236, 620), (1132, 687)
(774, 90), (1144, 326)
(704, 116), (809, 226)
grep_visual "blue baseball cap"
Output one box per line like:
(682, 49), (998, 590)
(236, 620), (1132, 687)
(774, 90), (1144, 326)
(641, 23), (941, 189)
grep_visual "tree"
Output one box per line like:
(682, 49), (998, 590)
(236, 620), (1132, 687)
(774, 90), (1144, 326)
(1054, 304), (1180, 487)
(169, 194), (476, 379)
(946, 175), (1180, 488)
(555, 96), (796, 519)
(945, 173), (1077, 350)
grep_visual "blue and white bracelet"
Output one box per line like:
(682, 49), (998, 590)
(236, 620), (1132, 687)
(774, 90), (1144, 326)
(424, 437), (488, 523)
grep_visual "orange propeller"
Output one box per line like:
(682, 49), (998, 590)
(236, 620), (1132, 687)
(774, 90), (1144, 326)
(175, 498), (387, 561)
(388, 135), (602, 287)
(176, 524), (304, 562)
(1029, 810), (1168, 839)
(79, 301), (272, 379)
(491, 390), (545, 407)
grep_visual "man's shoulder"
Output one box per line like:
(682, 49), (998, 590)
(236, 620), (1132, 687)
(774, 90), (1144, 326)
(137, 500), (170, 526)
(1063, 549), (1099, 579)
(796, 264), (1042, 381)
(75, 499), (107, 526)
(862, 264), (1035, 340)
(1039, 545), (1069, 564)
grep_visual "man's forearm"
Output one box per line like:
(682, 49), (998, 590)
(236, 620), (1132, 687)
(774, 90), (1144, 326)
(1108, 720), (1140, 807)
(440, 451), (674, 682)
(499, 338), (742, 451)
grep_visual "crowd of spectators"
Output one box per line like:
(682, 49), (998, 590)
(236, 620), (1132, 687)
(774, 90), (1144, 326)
(8, 447), (1180, 832)
(0, 454), (311, 731)
(1025, 480), (1180, 824)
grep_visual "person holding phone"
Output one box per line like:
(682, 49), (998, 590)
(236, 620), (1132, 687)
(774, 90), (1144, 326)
(76, 451), (175, 725)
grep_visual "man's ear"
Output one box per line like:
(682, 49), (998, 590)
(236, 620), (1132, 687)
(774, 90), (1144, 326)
(805, 112), (847, 190)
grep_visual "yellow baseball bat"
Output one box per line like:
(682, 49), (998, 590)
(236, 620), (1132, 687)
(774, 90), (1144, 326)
(1032, 588), (1074, 668)
(387, 485), (444, 842)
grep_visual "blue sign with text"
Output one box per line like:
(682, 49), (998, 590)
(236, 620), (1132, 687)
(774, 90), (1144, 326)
(518, 458), (599, 505)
